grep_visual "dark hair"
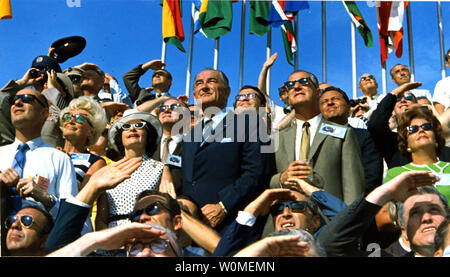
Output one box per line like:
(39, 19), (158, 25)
(319, 86), (350, 104)
(134, 190), (181, 217)
(434, 216), (450, 252)
(153, 69), (172, 81)
(390, 64), (409, 78)
(196, 68), (229, 88)
(235, 85), (267, 107)
(281, 185), (319, 217)
(113, 121), (158, 157)
(177, 194), (201, 219)
(397, 106), (445, 159)
(21, 204), (54, 235)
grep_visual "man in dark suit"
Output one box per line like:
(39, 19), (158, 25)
(319, 85), (384, 194)
(181, 68), (273, 236)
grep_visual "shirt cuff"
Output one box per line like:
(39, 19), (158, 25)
(236, 211), (256, 227)
(65, 196), (92, 208)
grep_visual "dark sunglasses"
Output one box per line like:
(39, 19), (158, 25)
(235, 93), (258, 101)
(407, 123), (433, 134)
(396, 94), (416, 102)
(108, 202), (169, 224)
(9, 94), (47, 107)
(62, 113), (92, 127)
(360, 75), (374, 82)
(270, 201), (309, 216)
(67, 74), (81, 83)
(122, 121), (147, 130)
(4, 215), (34, 230)
(127, 239), (176, 257)
(284, 77), (314, 90)
(159, 104), (180, 112)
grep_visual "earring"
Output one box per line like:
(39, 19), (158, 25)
(407, 147), (412, 153)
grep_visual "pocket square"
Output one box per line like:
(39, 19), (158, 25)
(220, 137), (233, 143)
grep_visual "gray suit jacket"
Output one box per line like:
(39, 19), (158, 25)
(269, 117), (365, 205)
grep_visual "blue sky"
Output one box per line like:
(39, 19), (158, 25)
(0, 0), (449, 108)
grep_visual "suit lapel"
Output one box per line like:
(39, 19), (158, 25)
(308, 118), (327, 160)
(282, 122), (297, 163)
(199, 112), (234, 150)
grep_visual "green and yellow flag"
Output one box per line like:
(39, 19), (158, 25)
(198, 0), (233, 40)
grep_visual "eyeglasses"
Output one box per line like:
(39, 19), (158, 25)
(9, 94), (47, 107)
(4, 215), (34, 230)
(62, 112), (92, 127)
(270, 201), (309, 216)
(159, 104), (180, 113)
(235, 93), (257, 101)
(360, 75), (375, 82)
(284, 77), (314, 90)
(127, 239), (177, 257)
(396, 94), (416, 102)
(67, 74), (81, 84)
(407, 123), (433, 134)
(121, 121), (147, 130)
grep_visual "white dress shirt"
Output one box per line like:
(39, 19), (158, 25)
(295, 114), (322, 161)
(159, 133), (183, 160)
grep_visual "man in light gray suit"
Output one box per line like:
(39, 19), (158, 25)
(269, 70), (365, 205)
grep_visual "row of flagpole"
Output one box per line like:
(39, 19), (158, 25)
(162, 1), (447, 101)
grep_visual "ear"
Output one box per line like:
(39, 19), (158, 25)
(172, 214), (183, 232)
(434, 248), (443, 257)
(401, 226), (409, 243)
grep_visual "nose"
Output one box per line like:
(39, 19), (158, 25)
(281, 206), (293, 217)
(10, 218), (21, 230)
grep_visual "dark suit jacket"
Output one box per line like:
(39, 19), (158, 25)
(45, 199), (90, 253)
(152, 138), (183, 195)
(367, 93), (450, 169)
(122, 64), (152, 103)
(181, 112), (273, 235)
(352, 127), (384, 194)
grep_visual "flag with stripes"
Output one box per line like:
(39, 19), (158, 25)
(267, 0), (309, 27)
(162, 0), (185, 52)
(281, 21), (297, 65)
(342, 1), (373, 47)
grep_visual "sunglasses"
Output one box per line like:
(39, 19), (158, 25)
(235, 93), (259, 101)
(159, 104), (180, 113)
(108, 202), (168, 224)
(62, 113), (92, 127)
(9, 94), (47, 107)
(270, 201), (309, 216)
(284, 77), (314, 90)
(127, 239), (177, 257)
(4, 215), (34, 230)
(360, 75), (374, 82)
(122, 121), (147, 130)
(407, 123), (433, 134)
(396, 94), (416, 102)
(67, 74), (81, 83)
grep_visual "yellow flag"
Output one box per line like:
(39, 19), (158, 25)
(0, 0), (12, 20)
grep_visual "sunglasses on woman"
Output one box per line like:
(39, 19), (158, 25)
(270, 201), (309, 216)
(62, 113), (93, 127)
(4, 215), (34, 230)
(9, 94), (47, 107)
(121, 121), (147, 130)
(396, 94), (415, 102)
(159, 104), (180, 113)
(127, 239), (177, 257)
(407, 123), (433, 134)
(284, 77), (314, 90)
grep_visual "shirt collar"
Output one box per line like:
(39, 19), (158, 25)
(161, 133), (183, 144)
(14, 137), (44, 151)
(295, 113), (322, 127)
(203, 107), (230, 129)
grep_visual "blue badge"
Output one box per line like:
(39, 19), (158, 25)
(71, 153), (90, 161)
(318, 123), (347, 139)
(167, 154), (182, 167)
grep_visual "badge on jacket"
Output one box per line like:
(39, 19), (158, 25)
(318, 123), (347, 139)
(167, 154), (182, 167)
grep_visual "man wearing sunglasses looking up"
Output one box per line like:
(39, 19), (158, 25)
(4, 205), (54, 256)
(0, 88), (78, 219)
(390, 64), (433, 105)
(269, 70), (365, 206)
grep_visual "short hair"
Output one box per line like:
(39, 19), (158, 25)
(196, 68), (229, 89)
(319, 86), (350, 105)
(289, 70), (319, 89)
(177, 194), (201, 219)
(21, 204), (54, 235)
(153, 69), (172, 81)
(235, 85), (267, 107)
(390, 64), (409, 78)
(134, 190), (181, 217)
(397, 106), (446, 159)
(267, 228), (327, 257)
(416, 96), (432, 105)
(397, 186), (449, 227)
(60, 96), (108, 146)
(434, 216), (450, 252)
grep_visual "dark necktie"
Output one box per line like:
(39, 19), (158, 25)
(8, 143), (30, 215)
(161, 136), (172, 164)
(202, 119), (214, 144)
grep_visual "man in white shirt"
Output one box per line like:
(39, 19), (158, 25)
(433, 50), (450, 115)
(0, 88), (78, 218)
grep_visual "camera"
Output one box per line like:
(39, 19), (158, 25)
(283, 105), (293, 114)
(29, 68), (48, 83)
(349, 97), (367, 107)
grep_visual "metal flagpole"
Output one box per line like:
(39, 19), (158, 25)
(294, 13), (299, 70)
(266, 28), (272, 97)
(406, 3), (415, 82)
(239, 0), (247, 89)
(437, 1), (446, 79)
(214, 39), (219, 70)
(351, 22), (357, 99)
(161, 41), (167, 64)
(185, 2), (196, 98)
(322, 1), (327, 83)
(382, 65), (387, 94)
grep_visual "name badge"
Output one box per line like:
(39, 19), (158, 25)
(318, 123), (347, 139)
(71, 153), (90, 161)
(167, 154), (182, 168)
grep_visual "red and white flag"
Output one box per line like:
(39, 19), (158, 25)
(376, 1), (408, 67)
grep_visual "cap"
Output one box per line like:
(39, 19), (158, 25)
(50, 36), (86, 63)
(31, 55), (62, 73)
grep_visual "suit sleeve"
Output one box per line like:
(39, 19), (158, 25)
(341, 128), (366, 205)
(359, 132), (384, 194)
(122, 64), (147, 103)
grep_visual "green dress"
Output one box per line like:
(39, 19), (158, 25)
(384, 161), (450, 201)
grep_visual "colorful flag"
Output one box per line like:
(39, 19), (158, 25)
(198, 0), (233, 40)
(267, 0), (309, 27)
(162, 0), (185, 52)
(249, 0), (270, 36)
(281, 21), (297, 65)
(193, 0), (207, 37)
(377, 1), (408, 66)
(0, 0), (12, 20)
(342, 1), (373, 47)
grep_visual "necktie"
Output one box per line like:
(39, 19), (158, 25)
(8, 143), (30, 215)
(299, 122), (310, 161)
(161, 137), (172, 164)
(202, 119), (214, 144)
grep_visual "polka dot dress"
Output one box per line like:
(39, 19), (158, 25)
(106, 155), (164, 227)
